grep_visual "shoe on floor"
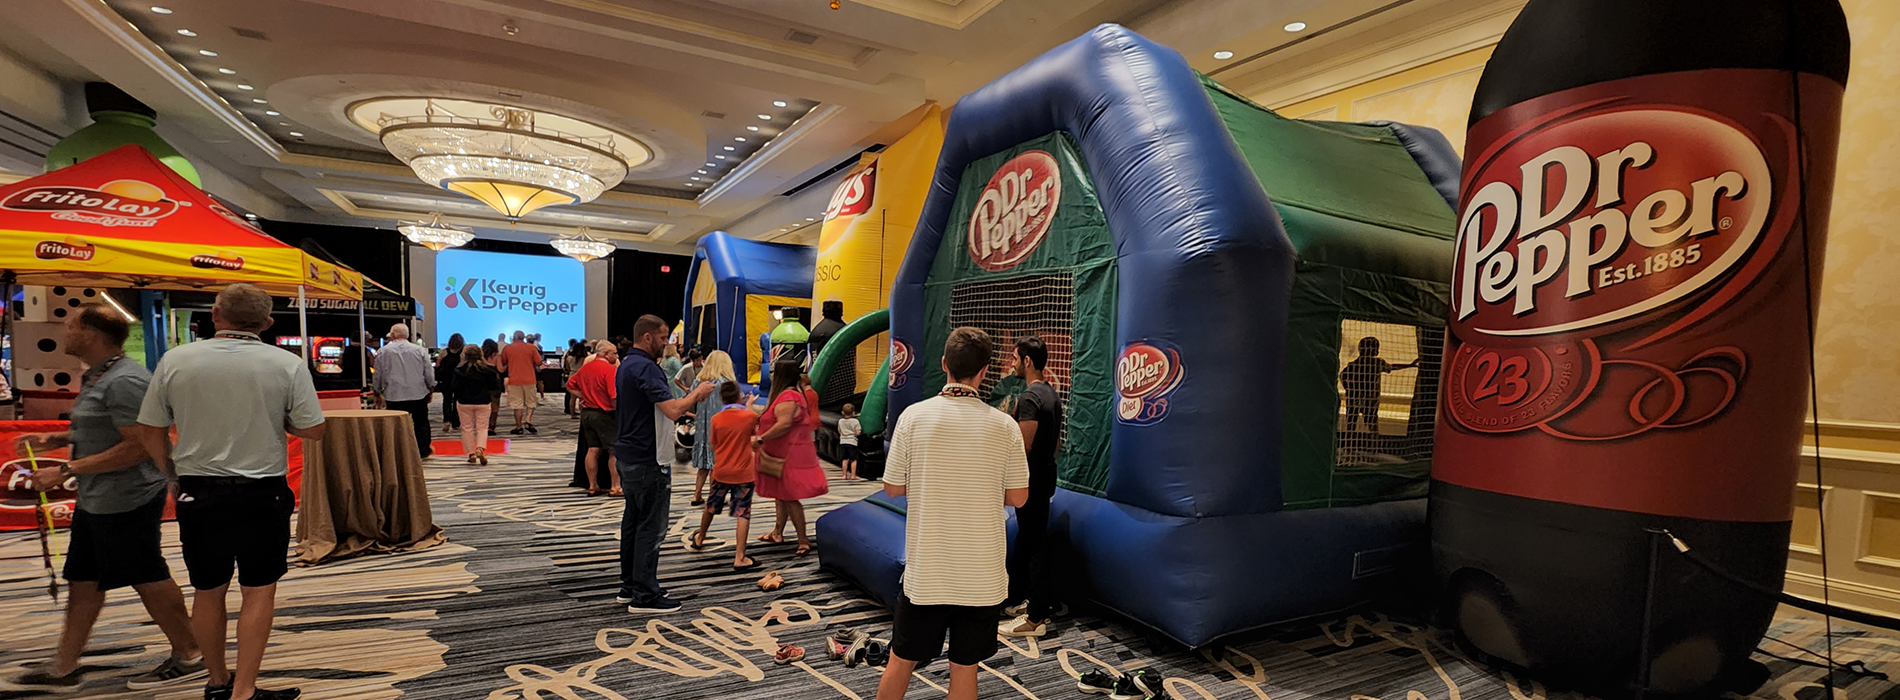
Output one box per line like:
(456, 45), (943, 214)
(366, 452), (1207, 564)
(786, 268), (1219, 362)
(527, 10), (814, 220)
(526, 424), (538, 434)
(863, 640), (890, 668)
(690, 498), (705, 507)
(998, 614), (1048, 638)
(843, 636), (870, 667)
(510, 427), (525, 435)
(466, 455), (477, 464)
(204, 681), (233, 700)
(1077, 670), (1120, 695)
(126, 655), (208, 690)
(1003, 600), (1028, 617)
(244, 688), (303, 700)
(1127, 670), (1166, 699)
(11, 665), (82, 691)
(827, 628), (862, 660)
(614, 593), (634, 605)
(774, 643), (806, 665)
(626, 596), (684, 614)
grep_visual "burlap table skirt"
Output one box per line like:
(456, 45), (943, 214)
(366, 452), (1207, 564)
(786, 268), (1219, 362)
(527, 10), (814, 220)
(296, 409), (445, 565)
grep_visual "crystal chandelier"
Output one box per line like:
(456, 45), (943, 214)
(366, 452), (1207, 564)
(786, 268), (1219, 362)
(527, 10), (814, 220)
(397, 212), (475, 251)
(550, 226), (615, 262)
(351, 98), (650, 219)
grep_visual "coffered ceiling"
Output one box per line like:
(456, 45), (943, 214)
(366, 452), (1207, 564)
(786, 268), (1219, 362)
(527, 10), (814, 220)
(0, 0), (1490, 256)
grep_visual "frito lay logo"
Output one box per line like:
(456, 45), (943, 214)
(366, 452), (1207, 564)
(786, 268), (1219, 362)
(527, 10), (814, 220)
(825, 163), (876, 221)
(1, 179), (179, 228)
(968, 150), (1060, 272)
(1116, 340), (1183, 425)
(888, 339), (914, 389)
(1454, 108), (1772, 341)
(35, 237), (95, 262)
(3, 459), (76, 502)
(190, 250), (245, 271)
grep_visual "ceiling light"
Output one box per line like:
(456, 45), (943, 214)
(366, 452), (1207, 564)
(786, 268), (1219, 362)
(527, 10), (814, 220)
(397, 211), (475, 251)
(746, 125), (759, 132)
(264, 110), (280, 116)
(237, 84), (254, 90)
(217, 67), (236, 74)
(278, 122), (289, 126)
(805, 217), (815, 221)
(757, 114), (771, 120)
(1213, 50), (1234, 60)
(549, 226), (615, 262)
(1284, 21), (1307, 32)
(690, 176), (701, 181)
(697, 169), (706, 174)
(177, 29), (197, 36)
(288, 131), (303, 137)
(198, 49), (218, 57)
(706, 162), (716, 167)
(723, 146), (735, 151)
(350, 97), (650, 220)
(734, 137), (747, 142)
(773, 100), (788, 108)
(251, 98), (267, 104)
(244, 213), (258, 220)
(151, 6), (173, 14)
(715, 155), (727, 160)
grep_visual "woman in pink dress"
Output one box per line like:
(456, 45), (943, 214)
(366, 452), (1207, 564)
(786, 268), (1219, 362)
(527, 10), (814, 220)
(753, 360), (828, 555)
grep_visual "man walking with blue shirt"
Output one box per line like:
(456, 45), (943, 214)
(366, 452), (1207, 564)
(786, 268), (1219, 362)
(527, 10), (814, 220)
(372, 323), (435, 459)
(614, 315), (713, 613)
(137, 284), (327, 700)
(11, 304), (203, 691)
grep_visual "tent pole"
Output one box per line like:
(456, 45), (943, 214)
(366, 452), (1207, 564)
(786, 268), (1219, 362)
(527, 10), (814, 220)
(297, 285), (310, 362)
(358, 303), (367, 389)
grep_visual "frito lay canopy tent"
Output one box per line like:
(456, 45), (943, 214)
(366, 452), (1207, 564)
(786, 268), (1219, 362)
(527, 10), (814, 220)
(0, 145), (362, 299)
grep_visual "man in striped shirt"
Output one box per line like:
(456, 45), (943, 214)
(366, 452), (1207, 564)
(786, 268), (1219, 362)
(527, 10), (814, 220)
(877, 327), (1028, 700)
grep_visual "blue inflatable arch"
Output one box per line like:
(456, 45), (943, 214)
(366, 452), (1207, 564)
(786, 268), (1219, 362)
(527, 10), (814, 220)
(681, 231), (815, 385)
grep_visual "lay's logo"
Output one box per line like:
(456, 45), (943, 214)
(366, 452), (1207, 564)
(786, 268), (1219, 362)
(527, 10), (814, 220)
(2, 179), (179, 228)
(190, 250), (246, 271)
(1116, 340), (1183, 425)
(35, 237), (96, 262)
(825, 162), (876, 221)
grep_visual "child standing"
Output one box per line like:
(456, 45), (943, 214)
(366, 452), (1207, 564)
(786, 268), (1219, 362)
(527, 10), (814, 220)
(838, 404), (862, 480)
(1340, 336), (1418, 433)
(692, 382), (764, 570)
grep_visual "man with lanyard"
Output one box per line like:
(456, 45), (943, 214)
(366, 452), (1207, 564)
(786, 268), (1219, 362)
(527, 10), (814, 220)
(137, 284), (327, 700)
(614, 315), (713, 613)
(372, 323), (436, 459)
(11, 304), (204, 691)
(998, 336), (1067, 638)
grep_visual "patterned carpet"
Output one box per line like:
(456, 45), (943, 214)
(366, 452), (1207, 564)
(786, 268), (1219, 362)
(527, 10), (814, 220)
(2, 398), (1899, 699)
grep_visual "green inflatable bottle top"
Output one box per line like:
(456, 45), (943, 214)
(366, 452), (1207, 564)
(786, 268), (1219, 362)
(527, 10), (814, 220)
(44, 83), (201, 187)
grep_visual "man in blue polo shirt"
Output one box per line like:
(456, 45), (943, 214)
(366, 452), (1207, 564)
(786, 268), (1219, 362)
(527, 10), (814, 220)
(615, 315), (713, 613)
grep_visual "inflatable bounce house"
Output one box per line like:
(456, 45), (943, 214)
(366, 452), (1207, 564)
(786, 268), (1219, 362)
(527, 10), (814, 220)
(681, 231), (815, 387)
(817, 24), (1461, 647)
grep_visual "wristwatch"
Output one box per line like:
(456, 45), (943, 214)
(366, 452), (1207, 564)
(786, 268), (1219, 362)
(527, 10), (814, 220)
(59, 464), (73, 478)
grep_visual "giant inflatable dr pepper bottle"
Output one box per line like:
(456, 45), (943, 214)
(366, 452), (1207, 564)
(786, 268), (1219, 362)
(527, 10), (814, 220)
(1431, 0), (1850, 694)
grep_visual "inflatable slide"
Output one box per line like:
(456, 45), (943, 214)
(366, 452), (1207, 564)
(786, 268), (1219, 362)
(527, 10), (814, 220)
(681, 231), (815, 387)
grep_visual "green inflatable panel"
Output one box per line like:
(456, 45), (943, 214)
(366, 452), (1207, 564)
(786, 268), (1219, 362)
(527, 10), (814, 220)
(859, 356), (890, 436)
(809, 307), (889, 391)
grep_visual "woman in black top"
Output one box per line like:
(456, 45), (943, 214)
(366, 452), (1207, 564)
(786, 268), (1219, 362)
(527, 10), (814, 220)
(454, 345), (504, 465)
(437, 333), (465, 433)
(481, 339), (502, 436)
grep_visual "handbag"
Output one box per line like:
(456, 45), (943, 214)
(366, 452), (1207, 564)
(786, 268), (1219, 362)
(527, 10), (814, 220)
(756, 447), (786, 479)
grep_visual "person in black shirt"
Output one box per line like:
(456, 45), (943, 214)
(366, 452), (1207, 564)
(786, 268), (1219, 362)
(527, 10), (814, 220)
(998, 336), (1064, 637)
(437, 333), (465, 434)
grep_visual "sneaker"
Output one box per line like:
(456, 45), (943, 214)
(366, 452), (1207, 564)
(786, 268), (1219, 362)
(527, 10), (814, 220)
(1124, 670), (1166, 700)
(246, 689), (303, 700)
(614, 594), (634, 604)
(1109, 673), (1147, 700)
(126, 655), (208, 689)
(862, 640), (890, 668)
(1077, 670), (1120, 695)
(11, 666), (82, 691)
(526, 424), (538, 435)
(998, 614), (1048, 638)
(774, 643), (806, 665)
(843, 636), (870, 667)
(510, 427), (525, 435)
(826, 628), (862, 660)
(205, 681), (233, 700)
(627, 596), (684, 614)
(1003, 600), (1029, 617)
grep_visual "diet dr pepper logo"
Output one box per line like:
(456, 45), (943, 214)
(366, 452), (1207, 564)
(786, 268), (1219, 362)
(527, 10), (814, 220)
(1116, 340), (1184, 425)
(443, 276), (578, 315)
(2, 179), (182, 228)
(968, 150), (1060, 272)
(888, 339), (914, 390)
(826, 162), (876, 221)
(1445, 104), (1773, 439)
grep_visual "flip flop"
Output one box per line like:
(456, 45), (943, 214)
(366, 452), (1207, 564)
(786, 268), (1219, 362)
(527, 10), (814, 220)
(794, 542), (818, 556)
(733, 557), (762, 571)
(608, 487), (623, 497)
(757, 571), (784, 592)
(757, 533), (785, 545)
(689, 529), (707, 551)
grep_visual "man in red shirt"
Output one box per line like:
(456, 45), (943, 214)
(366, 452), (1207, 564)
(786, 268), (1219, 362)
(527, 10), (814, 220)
(566, 341), (619, 495)
(497, 331), (544, 435)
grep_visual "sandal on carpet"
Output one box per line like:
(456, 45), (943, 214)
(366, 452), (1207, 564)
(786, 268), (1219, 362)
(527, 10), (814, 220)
(466, 455), (477, 464)
(757, 533), (785, 545)
(733, 557), (762, 571)
(757, 571), (784, 592)
(477, 452), (488, 466)
(609, 487), (623, 497)
(774, 643), (805, 665)
(794, 542), (817, 556)
(588, 488), (606, 497)
(690, 498), (705, 507)
(689, 529), (707, 551)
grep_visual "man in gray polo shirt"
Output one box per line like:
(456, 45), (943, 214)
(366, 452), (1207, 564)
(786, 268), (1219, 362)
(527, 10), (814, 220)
(372, 323), (435, 459)
(11, 304), (204, 691)
(137, 284), (327, 700)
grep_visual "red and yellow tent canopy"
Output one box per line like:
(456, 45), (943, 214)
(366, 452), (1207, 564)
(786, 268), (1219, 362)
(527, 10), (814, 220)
(0, 145), (361, 299)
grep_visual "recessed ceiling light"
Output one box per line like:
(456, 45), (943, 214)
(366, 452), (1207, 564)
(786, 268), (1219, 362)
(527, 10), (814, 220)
(288, 131), (304, 137)
(264, 110), (280, 116)
(697, 169), (707, 174)
(780, 228), (789, 232)
(690, 177), (701, 181)
(805, 217), (815, 221)
(176, 28), (197, 36)
(705, 162), (716, 167)
(151, 6), (173, 14)
(244, 213), (257, 219)
(198, 49), (218, 57)
(757, 114), (771, 120)
(236, 84), (254, 90)
(723, 146), (735, 151)
(278, 122), (289, 126)
(773, 100), (788, 108)
(746, 125), (759, 132)
(1283, 20), (1307, 32)
(1213, 50), (1234, 60)
(251, 98), (267, 104)
(217, 67), (236, 74)
(734, 137), (747, 142)
(715, 155), (727, 160)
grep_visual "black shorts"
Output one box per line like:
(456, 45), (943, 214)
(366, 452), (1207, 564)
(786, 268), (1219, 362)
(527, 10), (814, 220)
(890, 595), (999, 666)
(841, 444), (861, 462)
(175, 476), (293, 590)
(581, 408), (617, 452)
(64, 494), (171, 591)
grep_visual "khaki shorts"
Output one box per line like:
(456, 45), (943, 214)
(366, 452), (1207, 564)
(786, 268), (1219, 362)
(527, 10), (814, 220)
(506, 383), (539, 409)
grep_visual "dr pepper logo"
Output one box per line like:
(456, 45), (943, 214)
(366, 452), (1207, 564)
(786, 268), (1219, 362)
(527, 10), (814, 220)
(968, 150), (1060, 272)
(35, 237), (96, 262)
(825, 162), (876, 221)
(1454, 107), (1772, 343)
(888, 339), (915, 390)
(1, 179), (180, 228)
(1116, 340), (1183, 425)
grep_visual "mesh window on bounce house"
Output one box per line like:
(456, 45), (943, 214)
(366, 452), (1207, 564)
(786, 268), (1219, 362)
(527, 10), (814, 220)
(436, 249), (585, 344)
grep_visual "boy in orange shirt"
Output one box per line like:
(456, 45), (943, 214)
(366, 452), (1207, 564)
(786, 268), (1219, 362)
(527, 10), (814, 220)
(691, 382), (763, 570)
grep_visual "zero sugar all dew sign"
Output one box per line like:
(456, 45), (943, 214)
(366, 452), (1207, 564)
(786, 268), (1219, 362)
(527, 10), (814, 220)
(435, 249), (585, 345)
